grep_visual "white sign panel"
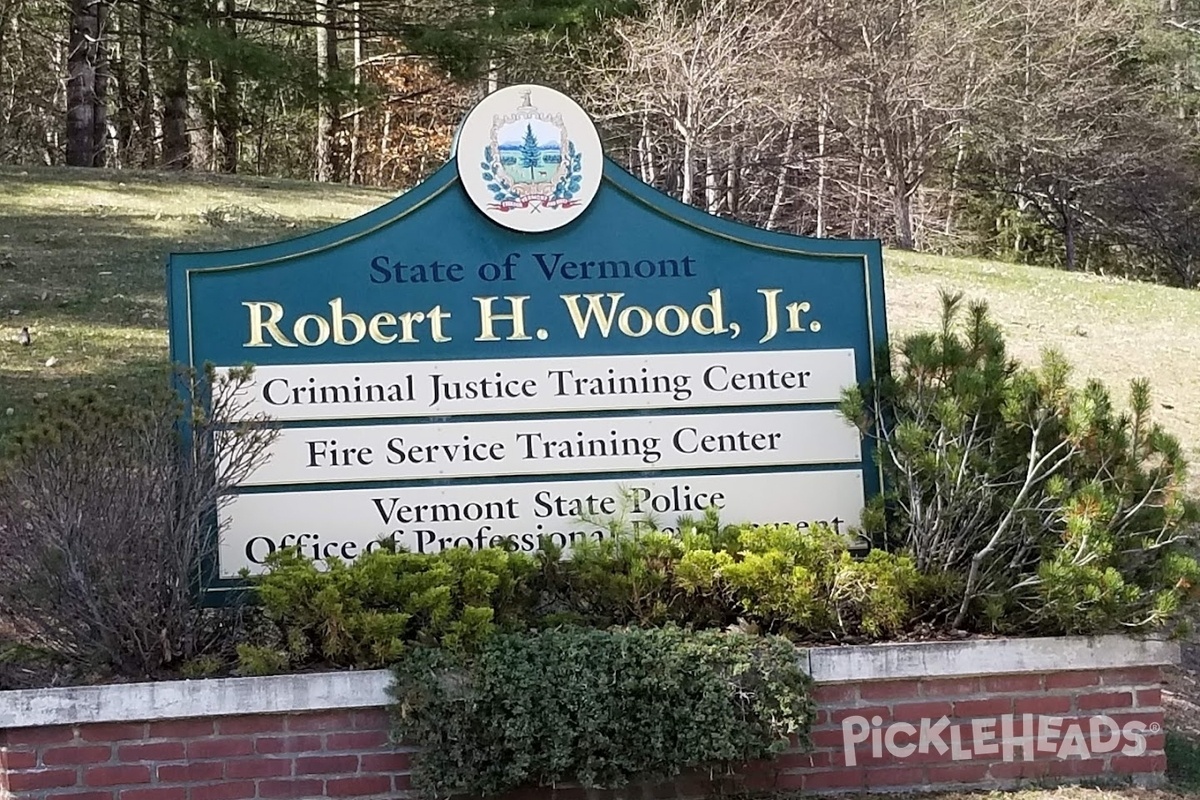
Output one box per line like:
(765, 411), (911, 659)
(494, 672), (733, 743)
(231, 409), (861, 486)
(218, 470), (867, 576)
(218, 348), (856, 421)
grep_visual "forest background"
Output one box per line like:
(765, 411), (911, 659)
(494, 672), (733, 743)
(4, 0), (1200, 287)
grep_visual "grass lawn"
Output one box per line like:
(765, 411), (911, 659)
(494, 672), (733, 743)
(2, 164), (1200, 795)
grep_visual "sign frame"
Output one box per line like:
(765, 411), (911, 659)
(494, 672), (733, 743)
(168, 156), (888, 605)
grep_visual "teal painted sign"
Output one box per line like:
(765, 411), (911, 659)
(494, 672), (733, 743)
(167, 85), (887, 602)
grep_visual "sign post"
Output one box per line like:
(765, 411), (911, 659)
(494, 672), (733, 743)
(167, 85), (888, 603)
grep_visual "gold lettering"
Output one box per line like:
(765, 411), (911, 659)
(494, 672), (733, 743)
(560, 293), (621, 338)
(294, 314), (331, 346)
(396, 311), (426, 343)
(758, 288), (782, 344)
(330, 297), (366, 345)
(427, 305), (452, 343)
(786, 301), (811, 332)
(654, 305), (689, 336)
(617, 305), (652, 337)
(368, 312), (397, 344)
(243, 301), (296, 347)
(475, 295), (531, 341)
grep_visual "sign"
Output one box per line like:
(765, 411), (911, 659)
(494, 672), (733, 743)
(167, 84), (888, 599)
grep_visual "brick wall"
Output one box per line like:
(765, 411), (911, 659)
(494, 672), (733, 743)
(0, 638), (1176, 800)
(1, 710), (408, 800)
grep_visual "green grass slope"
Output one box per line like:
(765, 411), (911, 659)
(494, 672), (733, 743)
(2, 165), (1198, 483)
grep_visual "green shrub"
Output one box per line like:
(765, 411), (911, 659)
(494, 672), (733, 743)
(249, 545), (539, 669)
(842, 291), (1200, 633)
(388, 627), (814, 798)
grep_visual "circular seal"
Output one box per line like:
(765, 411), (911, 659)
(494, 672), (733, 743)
(455, 85), (603, 233)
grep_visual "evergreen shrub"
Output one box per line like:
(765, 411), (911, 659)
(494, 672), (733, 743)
(388, 626), (813, 798)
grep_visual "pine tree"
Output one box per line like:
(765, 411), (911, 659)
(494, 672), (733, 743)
(520, 124), (540, 180)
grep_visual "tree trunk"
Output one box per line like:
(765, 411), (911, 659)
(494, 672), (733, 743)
(347, 0), (361, 183)
(766, 122), (795, 232)
(214, 0), (239, 172)
(111, 4), (135, 167)
(893, 185), (915, 250)
(315, 0), (340, 182)
(161, 4), (190, 169)
(66, 0), (100, 166)
(92, 0), (109, 167)
(136, 0), (154, 166)
(1063, 209), (1077, 272)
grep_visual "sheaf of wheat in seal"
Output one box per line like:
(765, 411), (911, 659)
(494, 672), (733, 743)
(456, 84), (603, 233)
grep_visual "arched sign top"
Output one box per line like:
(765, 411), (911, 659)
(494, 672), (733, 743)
(167, 86), (889, 604)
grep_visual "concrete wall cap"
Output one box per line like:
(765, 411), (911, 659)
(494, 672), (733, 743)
(0, 635), (1177, 729)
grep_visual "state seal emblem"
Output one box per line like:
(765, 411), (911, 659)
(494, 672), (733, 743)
(455, 84), (603, 233)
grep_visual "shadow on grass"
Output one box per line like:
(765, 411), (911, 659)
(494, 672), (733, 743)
(0, 209), (333, 331)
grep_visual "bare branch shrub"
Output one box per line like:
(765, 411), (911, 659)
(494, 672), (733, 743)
(0, 365), (276, 678)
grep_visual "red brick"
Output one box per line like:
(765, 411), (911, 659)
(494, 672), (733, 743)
(810, 728), (850, 749)
(1112, 753), (1168, 774)
(286, 712), (356, 732)
(1044, 672), (1099, 690)
(185, 738), (254, 759)
(45, 792), (113, 800)
(326, 730), (390, 750)
(982, 674), (1043, 693)
(988, 760), (1052, 780)
(146, 720), (214, 739)
(0, 749), (38, 769)
(860, 680), (920, 701)
(1101, 667), (1162, 686)
(258, 778), (325, 798)
(830, 706), (891, 724)
(295, 754), (359, 775)
(1137, 688), (1163, 707)
(393, 773), (412, 792)
(226, 757), (293, 779)
(85, 765), (152, 786)
(326, 775), (394, 796)
(927, 763), (991, 784)
(1014, 695), (1072, 715)
(352, 709), (391, 730)
(953, 698), (1012, 717)
(864, 766), (924, 787)
(1046, 757), (1106, 777)
(118, 741), (186, 762)
(256, 735), (323, 755)
(218, 715), (287, 735)
(920, 677), (980, 697)
(119, 789), (187, 800)
(804, 769), (866, 790)
(7, 769), (80, 791)
(187, 781), (256, 800)
(811, 684), (858, 705)
(1077, 691), (1133, 711)
(775, 751), (831, 769)
(360, 752), (411, 772)
(42, 745), (112, 766)
(157, 761), (224, 782)
(5, 727), (76, 746)
(812, 710), (828, 725)
(892, 701), (953, 720)
(79, 724), (148, 742)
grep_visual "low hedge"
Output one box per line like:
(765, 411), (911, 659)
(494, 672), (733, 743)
(388, 626), (814, 798)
